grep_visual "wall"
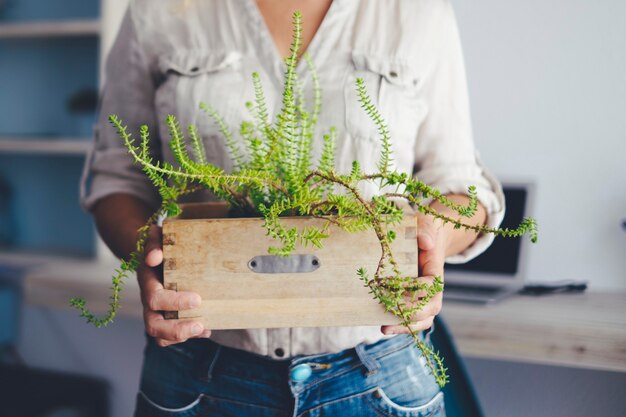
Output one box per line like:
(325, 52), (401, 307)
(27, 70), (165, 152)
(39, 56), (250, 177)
(451, 0), (626, 289)
(449, 2), (626, 414)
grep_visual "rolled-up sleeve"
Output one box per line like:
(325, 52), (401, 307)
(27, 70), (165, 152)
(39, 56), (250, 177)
(413, 1), (505, 264)
(80, 10), (161, 212)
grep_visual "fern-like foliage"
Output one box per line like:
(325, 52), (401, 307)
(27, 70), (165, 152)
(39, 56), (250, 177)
(72, 11), (538, 388)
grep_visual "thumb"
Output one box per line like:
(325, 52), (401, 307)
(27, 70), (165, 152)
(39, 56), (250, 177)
(417, 232), (435, 251)
(144, 225), (163, 267)
(417, 222), (436, 251)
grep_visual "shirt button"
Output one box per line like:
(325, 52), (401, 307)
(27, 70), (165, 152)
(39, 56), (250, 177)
(290, 364), (312, 382)
(274, 348), (285, 357)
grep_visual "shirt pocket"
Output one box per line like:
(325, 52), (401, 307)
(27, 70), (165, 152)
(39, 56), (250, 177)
(344, 52), (426, 173)
(156, 50), (247, 170)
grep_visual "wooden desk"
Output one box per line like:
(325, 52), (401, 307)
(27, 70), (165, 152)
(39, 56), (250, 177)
(442, 292), (626, 373)
(6, 254), (625, 373)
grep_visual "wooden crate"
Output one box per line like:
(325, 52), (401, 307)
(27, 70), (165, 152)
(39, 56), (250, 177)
(162, 203), (417, 329)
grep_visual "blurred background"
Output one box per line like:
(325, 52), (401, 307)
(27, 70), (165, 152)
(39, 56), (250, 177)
(0, 0), (624, 416)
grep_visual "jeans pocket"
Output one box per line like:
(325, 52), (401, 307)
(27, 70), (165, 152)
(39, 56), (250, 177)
(365, 342), (444, 416)
(135, 391), (207, 417)
(366, 389), (445, 417)
(137, 338), (215, 416)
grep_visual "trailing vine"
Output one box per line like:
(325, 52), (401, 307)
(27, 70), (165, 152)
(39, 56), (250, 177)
(72, 11), (537, 388)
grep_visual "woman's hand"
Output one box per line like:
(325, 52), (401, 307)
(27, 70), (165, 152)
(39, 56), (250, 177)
(380, 194), (487, 335)
(380, 213), (447, 335)
(139, 225), (210, 347)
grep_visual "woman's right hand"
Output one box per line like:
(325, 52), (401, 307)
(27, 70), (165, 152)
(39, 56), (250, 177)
(139, 225), (210, 347)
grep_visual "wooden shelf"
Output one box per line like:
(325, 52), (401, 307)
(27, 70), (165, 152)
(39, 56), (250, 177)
(0, 19), (100, 39)
(0, 138), (91, 155)
(0, 251), (139, 318)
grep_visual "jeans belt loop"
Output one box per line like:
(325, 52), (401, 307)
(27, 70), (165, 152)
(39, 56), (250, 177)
(355, 342), (380, 377)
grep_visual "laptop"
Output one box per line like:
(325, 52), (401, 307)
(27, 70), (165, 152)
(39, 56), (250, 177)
(442, 180), (536, 304)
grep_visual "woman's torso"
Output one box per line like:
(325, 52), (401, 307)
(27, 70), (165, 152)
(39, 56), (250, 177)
(129, 0), (448, 358)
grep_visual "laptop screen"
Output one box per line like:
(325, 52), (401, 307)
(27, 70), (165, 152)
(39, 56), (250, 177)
(445, 186), (528, 277)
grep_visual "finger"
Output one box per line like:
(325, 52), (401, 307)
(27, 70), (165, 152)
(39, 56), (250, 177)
(404, 291), (443, 321)
(144, 225), (163, 268)
(381, 316), (434, 335)
(419, 243), (445, 278)
(158, 328), (212, 345)
(401, 275), (435, 298)
(137, 264), (164, 307)
(395, 289), (442, 322)
(416, 215), (438, 251)
(416, 217), (446, 278)
(144, 309), (204, 343)
(417, 231), (435, 251)
(137, 262), (202, 311)
(404, 288), (428, 299)
(146, 287), (202, 312)
(137, 262), (162, 289)
(192, 329), (213, 339)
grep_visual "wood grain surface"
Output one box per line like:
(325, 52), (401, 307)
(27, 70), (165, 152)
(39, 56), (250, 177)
(162, 203), (418, 329)
(442, 292), (626, 372)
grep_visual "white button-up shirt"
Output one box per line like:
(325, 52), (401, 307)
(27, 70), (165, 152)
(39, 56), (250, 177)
(81, 0), (505, 358)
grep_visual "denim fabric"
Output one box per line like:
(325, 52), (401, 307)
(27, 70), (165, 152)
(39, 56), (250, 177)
(135, 334), (445, 417)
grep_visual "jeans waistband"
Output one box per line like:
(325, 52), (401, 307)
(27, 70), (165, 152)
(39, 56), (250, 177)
(184, 333), (418, 388)
(292, 333), (416, 366)
(154, 330), (425, 388)
(287, 334), (416, 392)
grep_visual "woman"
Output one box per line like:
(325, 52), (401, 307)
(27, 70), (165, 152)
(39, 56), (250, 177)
(81, 0), (504, 415)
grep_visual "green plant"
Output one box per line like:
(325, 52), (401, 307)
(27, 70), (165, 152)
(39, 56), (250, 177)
(71, 11), (537, 387)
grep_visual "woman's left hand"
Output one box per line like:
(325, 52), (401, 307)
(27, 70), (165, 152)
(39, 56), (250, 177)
(380, 213), (448, 335)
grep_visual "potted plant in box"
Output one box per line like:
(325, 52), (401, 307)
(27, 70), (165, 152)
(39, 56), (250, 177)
(71, 11), (537, 387)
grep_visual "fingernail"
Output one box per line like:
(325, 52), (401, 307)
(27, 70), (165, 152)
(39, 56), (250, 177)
(191, 323), (203, 336)
(189, 296), (201, 308)
(200, 330), (212, 338)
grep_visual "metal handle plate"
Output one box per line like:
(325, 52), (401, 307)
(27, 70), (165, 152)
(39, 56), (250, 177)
(247, 254), (320, 273)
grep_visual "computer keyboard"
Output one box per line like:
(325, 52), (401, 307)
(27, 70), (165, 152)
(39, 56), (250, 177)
(443, 283), (515, 304)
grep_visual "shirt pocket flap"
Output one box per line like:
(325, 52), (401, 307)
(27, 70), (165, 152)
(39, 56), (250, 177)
(351, 51), (420, 87)
(158, 50), (243, 76)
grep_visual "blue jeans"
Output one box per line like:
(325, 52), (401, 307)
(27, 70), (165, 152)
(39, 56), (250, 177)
(134, 333), (445, 417)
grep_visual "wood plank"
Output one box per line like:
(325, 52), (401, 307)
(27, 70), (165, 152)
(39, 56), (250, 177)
(163, 203), (418, 329)
(18, 256), (142, 319)
(176, 298), (400, 329)
(0, 138), (91, 155)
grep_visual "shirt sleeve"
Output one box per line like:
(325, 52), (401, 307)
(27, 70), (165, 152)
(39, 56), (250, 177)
(79, 10), (162, 213)
(413, 1), (505, 264)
